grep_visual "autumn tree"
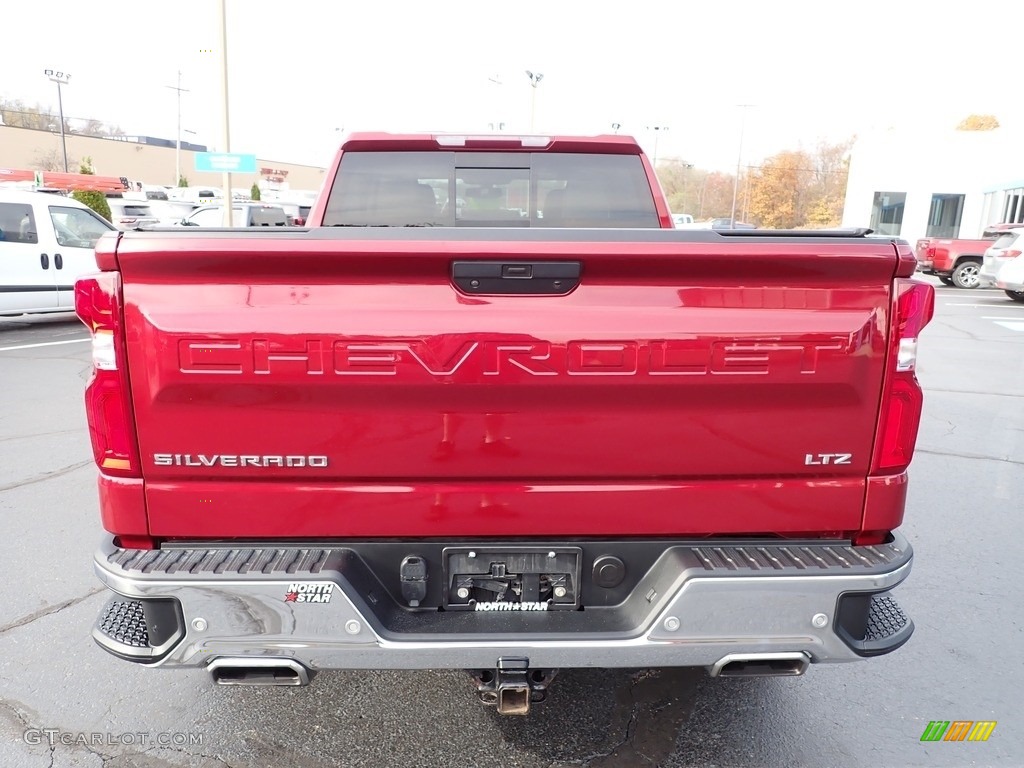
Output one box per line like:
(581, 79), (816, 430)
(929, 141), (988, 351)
(747, 151), (809, 229)
(0, 99), (122, 135)
(803, 140), (851, 228)
(698, 172), (740, 219)
(77, 118), (125, 137)
(956, 114), (999, 131)
(654, 138), (852, 227)
(0, 99), (61, 130)
(656, 159), (696, 214)
(746, 140), (851, 229)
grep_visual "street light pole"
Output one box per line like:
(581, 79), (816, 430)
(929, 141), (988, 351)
(680, 161), (694, 213)
(730, 104), (754, 229)
(525, 70), (543, 131)
(647, 126), (669, 167)
(165, 71), (190, 187)
(43, 69), (70, 172)
(218, 0), (233, 226)
(488, 74), (504, 132)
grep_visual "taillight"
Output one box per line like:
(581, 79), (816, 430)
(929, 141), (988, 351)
(1004, 249), (1022, 258)
(75, 274), (141, 478)
(871, 279), (934, 473)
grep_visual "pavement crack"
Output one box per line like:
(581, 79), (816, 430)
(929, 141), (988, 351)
(0, 459), (92, 493)
(579, 669), (700, 767)
(578, 671), (646, 767)
(0, 587), (104, 637)
(924, 386), (1023, 398)
(0, 697), (35, 732)
(0, 428), (82, 445)
(916, 448), (1024, 466)
(932, 320), (982, 341)
(143, 745), (237, 767)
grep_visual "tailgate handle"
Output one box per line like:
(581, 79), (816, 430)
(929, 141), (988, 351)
(452, 261), (581, 295)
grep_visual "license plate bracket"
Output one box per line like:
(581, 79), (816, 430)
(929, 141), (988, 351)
(442, 547), (582, 611)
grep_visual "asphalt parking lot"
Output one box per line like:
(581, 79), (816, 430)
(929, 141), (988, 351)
(0, 282), (1021, 768)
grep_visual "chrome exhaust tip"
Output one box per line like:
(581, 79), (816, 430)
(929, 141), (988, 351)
(710, 652), (810, 678)
(207, 658), (312, 686)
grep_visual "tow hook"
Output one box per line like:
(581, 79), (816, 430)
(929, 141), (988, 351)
(468, 657), (557, 715)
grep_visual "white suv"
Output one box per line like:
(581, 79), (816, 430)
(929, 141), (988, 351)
(979, 226), (1024, 289)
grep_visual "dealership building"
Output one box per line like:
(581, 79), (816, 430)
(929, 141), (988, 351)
(0, 125), (328, 193)
(841, 127), (1023, 244)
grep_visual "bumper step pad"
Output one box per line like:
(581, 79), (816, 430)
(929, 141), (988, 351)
(96, 598), (151, 656)
(93, 596), (184, 662)
(835, 591), (914, 656)
(865, 594), (911, 643)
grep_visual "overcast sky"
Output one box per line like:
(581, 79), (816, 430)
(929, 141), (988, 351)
(2, 0), (1021, 171)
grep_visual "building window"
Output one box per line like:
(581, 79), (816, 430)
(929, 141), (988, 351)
(870, 191), (906, 236)
(925, 194), (964, 238)
(1003, 189), (1024, 224)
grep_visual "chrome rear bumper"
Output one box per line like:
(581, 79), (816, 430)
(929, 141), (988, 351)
(93, 533), (914, 673)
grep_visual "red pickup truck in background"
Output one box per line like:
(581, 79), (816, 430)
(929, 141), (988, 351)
(914, 223), (1020, 288)
(78, 133), (933, 715)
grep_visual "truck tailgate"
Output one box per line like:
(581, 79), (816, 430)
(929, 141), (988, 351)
(113, 231), (898, 539)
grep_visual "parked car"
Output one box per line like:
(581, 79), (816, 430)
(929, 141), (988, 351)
(671, 213), (694, 227)
(181, 203), (291, 227)
(992, 237), (1024, 303)
(979, 226), (1024, 293)
(273, 201), (313, 226)
(168, 187), (223, 204)
(144, 200), (198, 227)
(914, 223), (1020, 289)
(106, 199), (159, 231)
(0, 189), (115, 315)
(710, 218), (757, 230)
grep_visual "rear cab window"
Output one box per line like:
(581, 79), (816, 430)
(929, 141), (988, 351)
(119, 205), (154, 217)
(323, 152), (659, 228)
(250, 207), (288, 226)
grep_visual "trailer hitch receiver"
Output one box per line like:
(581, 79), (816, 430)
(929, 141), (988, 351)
(469, 657), (557, 715)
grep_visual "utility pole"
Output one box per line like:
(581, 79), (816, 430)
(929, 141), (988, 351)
(165, 71), (190, 187)
(526, 71), (543, 131)
(43, 70), (70, 172)
(730, 104), (754, 229)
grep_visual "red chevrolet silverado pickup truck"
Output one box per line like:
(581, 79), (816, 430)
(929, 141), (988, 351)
(79, 133), (933, 714)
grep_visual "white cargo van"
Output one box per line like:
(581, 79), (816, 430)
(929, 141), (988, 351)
(0, 190), (115, 315)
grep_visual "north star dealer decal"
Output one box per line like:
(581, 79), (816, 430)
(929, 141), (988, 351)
(284, 583), (334, 603)
(474, 601), (549, 612)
